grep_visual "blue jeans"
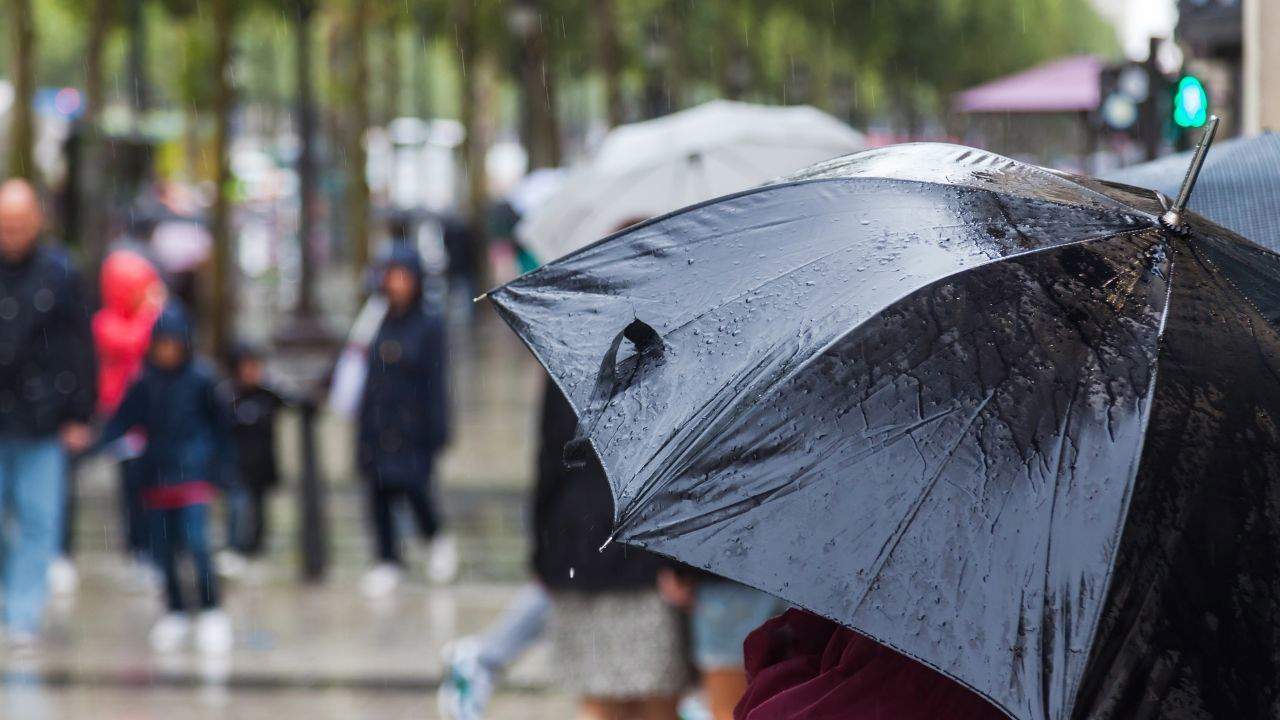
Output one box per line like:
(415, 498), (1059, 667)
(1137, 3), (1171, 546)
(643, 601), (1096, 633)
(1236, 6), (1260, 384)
(149, 503), (219, 612)
(223, 482), (248, 552)
(692, 581), (788, 670)
(477, 582), (550, 672)
(0, 437), (66, 633)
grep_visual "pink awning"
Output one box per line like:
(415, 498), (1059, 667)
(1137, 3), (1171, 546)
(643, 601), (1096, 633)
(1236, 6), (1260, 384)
(954, 55), (1102, 114)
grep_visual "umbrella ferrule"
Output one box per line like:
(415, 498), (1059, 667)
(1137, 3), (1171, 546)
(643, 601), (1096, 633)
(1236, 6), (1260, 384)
(1158, 115), (1220, 235)
(1158, 209), (1188, 235)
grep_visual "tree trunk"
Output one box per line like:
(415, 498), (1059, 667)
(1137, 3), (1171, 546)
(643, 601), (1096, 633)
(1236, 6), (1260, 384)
(661, 1), (686, 112)
(80, 0), (111, 273)
(382, 12), (400, 126)
(454, 0), (490, 288)
(294, 0), (318, 319)
(207, 0), (236, 357)
(346, 0), (371, 277)
(595, 0), (624, 127)
(6, 0), (36, 180)
(516, 0), (561, 169)
(413, 15), (434, 118)
(127, 0), (149, 118)
(717, 2), (749, 101)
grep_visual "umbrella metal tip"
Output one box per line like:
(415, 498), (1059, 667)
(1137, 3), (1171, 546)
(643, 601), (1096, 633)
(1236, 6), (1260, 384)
(1157, 115), (1220, 236)
(1159, 209), (1188, 235)
(472, 292), (489, 304)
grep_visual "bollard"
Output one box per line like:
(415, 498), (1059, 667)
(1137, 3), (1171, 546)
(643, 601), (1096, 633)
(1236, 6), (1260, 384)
(297, 398), (328, 583)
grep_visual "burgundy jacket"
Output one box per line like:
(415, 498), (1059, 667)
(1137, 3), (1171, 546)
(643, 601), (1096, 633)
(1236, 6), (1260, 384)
(736, 609), (1007, 720)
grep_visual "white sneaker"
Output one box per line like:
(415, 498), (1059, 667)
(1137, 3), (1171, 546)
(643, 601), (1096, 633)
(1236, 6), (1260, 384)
(427, 535), (459, 584)
(150, 613), (191, 652)
(438, 637), (493, 720)
(360, 563), (403, 599)
(47, 556), (78, 596)
(216, 551), (247, 579)
(195, 610), (233, 655)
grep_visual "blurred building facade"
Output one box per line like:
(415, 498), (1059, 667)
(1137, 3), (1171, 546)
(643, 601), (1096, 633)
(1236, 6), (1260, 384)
(1241, 0), (1280, 134)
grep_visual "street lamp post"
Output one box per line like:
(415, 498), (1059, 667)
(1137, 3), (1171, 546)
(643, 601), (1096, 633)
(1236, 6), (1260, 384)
(294, 0), (318, 321)
(276, 0), (333, 585)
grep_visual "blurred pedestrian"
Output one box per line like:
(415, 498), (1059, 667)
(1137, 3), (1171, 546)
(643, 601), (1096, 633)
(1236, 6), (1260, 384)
(735, 609), (1004, 719)
(532, 381), (689, 720)
(219, 342), (286, 573)
(442, 216), (478, 318)
(657, 570), (786, 720)
(357, 244), (454, 597)
(0, 179), (95, 644)
(97, 302), (236, 654)
(439, 582), (549, 719)
(91, 248), (166, 587)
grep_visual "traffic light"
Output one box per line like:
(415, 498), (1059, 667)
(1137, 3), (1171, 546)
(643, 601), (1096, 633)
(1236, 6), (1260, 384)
(1097, 63), (1147, 136)
(1172, 75), (1209, 129)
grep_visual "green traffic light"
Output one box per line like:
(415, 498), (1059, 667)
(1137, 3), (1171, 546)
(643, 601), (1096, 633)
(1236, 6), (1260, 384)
(1174, 75), (1209, 129)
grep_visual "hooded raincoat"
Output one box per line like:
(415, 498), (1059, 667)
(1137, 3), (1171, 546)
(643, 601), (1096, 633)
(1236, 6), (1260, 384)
(357, 245), (449, 486)
(93, 250), (163, 416)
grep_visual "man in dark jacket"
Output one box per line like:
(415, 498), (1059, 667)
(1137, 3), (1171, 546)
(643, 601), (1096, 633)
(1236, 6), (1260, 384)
(99, 302), (235, 653)
(357, 244), (452, 596)
(0, 180), (95, 642)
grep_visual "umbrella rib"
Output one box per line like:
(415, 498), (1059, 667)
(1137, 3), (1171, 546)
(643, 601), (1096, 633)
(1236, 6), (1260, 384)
(1033, 387), (1079, 718)
(1189, 238), (1280, 344)
(1186, 241), (1280, 383)
(1057, 243), (1175, 718)
(847, 390), (995, 617)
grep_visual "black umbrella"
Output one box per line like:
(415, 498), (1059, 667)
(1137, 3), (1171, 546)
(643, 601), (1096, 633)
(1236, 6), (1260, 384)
(488, 124), (1280, 719)
(1105, 131), (1280, 252)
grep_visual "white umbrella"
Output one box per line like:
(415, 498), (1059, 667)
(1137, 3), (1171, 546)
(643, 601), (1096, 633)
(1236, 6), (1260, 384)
(150, 219), (212, 273)
(517, 100), (865, 262)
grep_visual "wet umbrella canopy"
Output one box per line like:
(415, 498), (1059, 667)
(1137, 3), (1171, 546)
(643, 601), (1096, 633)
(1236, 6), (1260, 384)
(489, 139), (1280, 719)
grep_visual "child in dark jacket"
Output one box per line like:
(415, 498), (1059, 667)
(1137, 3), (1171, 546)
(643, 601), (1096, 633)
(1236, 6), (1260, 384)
(224, 343), (285, 560)
(98, 303), (236, 654)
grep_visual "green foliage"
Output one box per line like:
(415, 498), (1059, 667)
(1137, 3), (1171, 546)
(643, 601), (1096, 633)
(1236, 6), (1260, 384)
(2, 0), (1122, 140)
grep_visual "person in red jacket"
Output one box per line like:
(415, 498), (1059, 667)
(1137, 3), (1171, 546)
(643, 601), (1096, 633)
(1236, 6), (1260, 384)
(94, 250), (165, 415)
(736, 609), (1006, 720)
(92, 249), (165, 569)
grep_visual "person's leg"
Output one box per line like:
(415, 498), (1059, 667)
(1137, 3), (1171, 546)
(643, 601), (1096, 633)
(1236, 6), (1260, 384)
(146, 505), (194, 652)
(403, 480), (441, 541)
(60, 459), (77, 558)
(3, 438), (66, 634)
(578, 699), (629, 720)
(0, 440), (13, 624)
(180, 504), (219, 610)
(122, 459), (149, 556)
(691, 582), (786, 720)
(223, 483), (247, 554)
(244, 487), (268, 557)
(636, 697), (681, 720)
(476, 582), (552, 671)
(148, 509), (186, 613)
(367, 483), (401, 564)
(703, 671), (748, 720)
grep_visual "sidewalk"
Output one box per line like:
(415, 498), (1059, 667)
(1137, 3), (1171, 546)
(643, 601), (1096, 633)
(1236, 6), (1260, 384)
(9, 556), (568, 719)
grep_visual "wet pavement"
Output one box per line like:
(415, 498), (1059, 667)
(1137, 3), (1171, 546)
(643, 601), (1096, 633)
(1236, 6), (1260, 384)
(2, 315), (573, 718)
